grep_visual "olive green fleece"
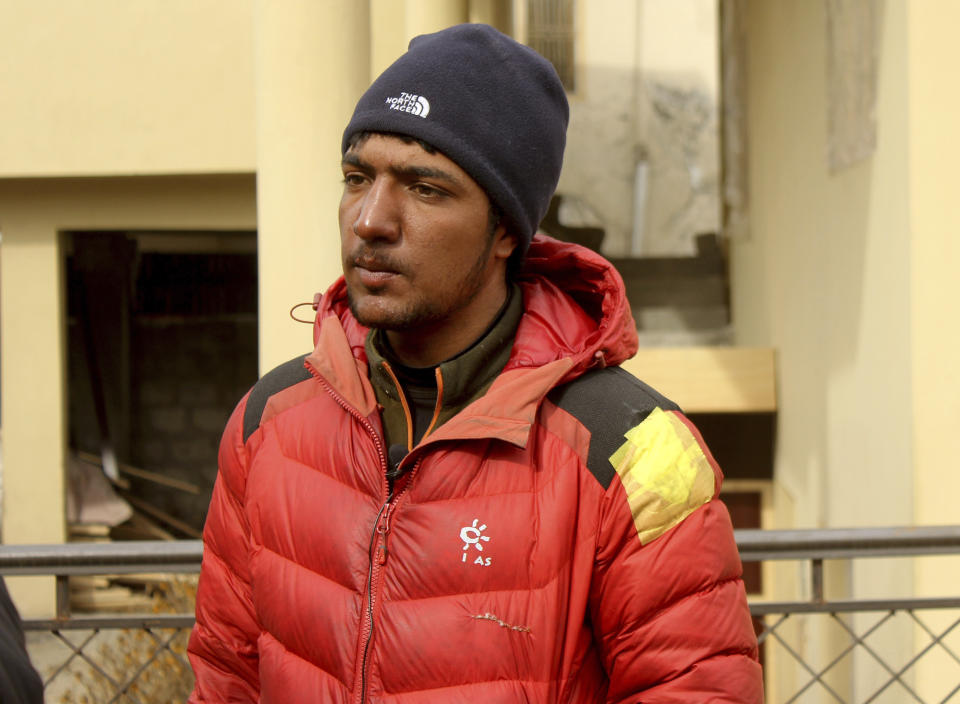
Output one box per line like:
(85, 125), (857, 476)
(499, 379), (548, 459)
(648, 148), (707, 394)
(365, 284), (523, 454)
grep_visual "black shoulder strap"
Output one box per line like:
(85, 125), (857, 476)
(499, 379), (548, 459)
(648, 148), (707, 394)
(547, 366), (680, 489)
(243, 353), (312, 442)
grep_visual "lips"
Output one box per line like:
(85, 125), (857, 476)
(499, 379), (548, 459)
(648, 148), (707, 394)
(350, 252), (403, 288)
(355, 260), (397, 274)
(357, 269), (398, 289)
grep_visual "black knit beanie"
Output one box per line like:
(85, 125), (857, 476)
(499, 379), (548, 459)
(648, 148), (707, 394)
(342, 23), (569, 256)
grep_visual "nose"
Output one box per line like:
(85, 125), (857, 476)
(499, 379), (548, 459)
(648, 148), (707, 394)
(352, 178), (400, 242)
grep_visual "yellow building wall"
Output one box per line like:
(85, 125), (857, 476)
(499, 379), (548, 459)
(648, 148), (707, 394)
(908, 1), (960, 692)
(732, 0), (914, 699)
(734, 0), (912, 525)
(0, 0), (256, 177)
(253, 1), (371, 372)
(909, 0), (960, 547)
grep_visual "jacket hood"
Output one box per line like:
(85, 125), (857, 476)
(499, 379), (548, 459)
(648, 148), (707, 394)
(509, 234), (638, 380)
(312, 234), (638, 380)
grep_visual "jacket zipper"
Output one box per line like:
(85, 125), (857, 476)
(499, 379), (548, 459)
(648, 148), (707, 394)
(356, 459), (420, 703)
(359, 500), (390, 703)
(304, 359), (419, 704)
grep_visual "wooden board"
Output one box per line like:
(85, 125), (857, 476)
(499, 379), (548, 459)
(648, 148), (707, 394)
(621, 347), (776, 413)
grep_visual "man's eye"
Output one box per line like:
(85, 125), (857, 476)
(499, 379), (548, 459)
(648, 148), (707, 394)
(343, 173), (366, 186)
(412, 183), (444, 198)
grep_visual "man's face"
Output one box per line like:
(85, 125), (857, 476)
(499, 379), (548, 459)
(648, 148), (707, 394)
(339, 134), (515, 344)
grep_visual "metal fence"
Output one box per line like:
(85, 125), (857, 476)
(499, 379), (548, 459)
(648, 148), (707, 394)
(2, 527), (960, 703)
(1, 541), (200, 704)
(740, 526), (960, 703)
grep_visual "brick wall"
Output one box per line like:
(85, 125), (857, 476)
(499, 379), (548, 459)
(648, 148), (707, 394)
(129, 316), (258, 531)
(67, 243), (260, 535)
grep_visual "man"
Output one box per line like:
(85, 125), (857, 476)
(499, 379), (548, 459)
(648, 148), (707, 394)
(188, 23), (762, 703)
(0, 578), (44, 704)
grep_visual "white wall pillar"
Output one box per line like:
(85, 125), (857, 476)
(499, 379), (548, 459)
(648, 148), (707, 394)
(1, 222), (67, 617)
(469, 0), (512, 33)
(371, 0), (474, 82)
(370, 0), (408, 79)
(254, 0), (371, 372)
(405, 0), (469, 40)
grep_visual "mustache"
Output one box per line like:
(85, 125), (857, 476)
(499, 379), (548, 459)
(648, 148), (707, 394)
(348, 247), (404, 274)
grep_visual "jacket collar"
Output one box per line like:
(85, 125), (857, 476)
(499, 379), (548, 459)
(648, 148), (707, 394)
(365, 284), (523, 414)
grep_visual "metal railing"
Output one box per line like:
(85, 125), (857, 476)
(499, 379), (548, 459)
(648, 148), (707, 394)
(2, 526), (960, 703)
(739, 526), (960, 703)
(1, 540), (201, 703)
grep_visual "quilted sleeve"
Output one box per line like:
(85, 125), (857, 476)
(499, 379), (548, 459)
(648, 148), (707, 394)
(187, 396), (260, 703)
(589, 409), (763, 703)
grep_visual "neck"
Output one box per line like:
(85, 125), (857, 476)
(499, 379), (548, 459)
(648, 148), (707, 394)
(385, 281), (510, 368)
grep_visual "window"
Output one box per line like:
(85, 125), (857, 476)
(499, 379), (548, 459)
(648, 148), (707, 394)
(526, 0), (575, 91)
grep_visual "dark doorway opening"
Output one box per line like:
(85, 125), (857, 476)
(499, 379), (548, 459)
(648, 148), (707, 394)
(66, 230), (258, 540)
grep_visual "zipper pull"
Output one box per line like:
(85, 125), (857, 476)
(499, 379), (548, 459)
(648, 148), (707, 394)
(381, 502), (395, 534)
(375, 502), (395, 565)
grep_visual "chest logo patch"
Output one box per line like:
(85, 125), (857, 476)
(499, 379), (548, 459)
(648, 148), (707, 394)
(459, 518), (492, 566)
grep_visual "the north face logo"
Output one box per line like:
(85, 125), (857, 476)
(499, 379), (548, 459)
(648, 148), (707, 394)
(385, 92), (431, 118)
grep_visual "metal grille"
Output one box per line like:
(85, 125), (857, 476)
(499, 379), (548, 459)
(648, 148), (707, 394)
(526, 0), (576, 91)
(35, 620), (194, 704)
(3, 528), (960, 702)
(758, 608), (960, 703)
(741, 526), (960, 703)
(2, 541), (199, 703)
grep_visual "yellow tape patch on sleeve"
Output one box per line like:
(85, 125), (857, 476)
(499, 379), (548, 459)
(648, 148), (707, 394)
(608, 407), (716, 544)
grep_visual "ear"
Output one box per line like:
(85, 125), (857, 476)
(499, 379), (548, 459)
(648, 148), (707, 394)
(492, 223), (517, 261)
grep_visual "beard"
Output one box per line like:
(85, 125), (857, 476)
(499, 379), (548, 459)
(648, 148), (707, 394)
(346, 233), (495, 332)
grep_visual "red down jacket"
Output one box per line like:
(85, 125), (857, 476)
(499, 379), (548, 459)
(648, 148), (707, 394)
(188, 235), (762, 703)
